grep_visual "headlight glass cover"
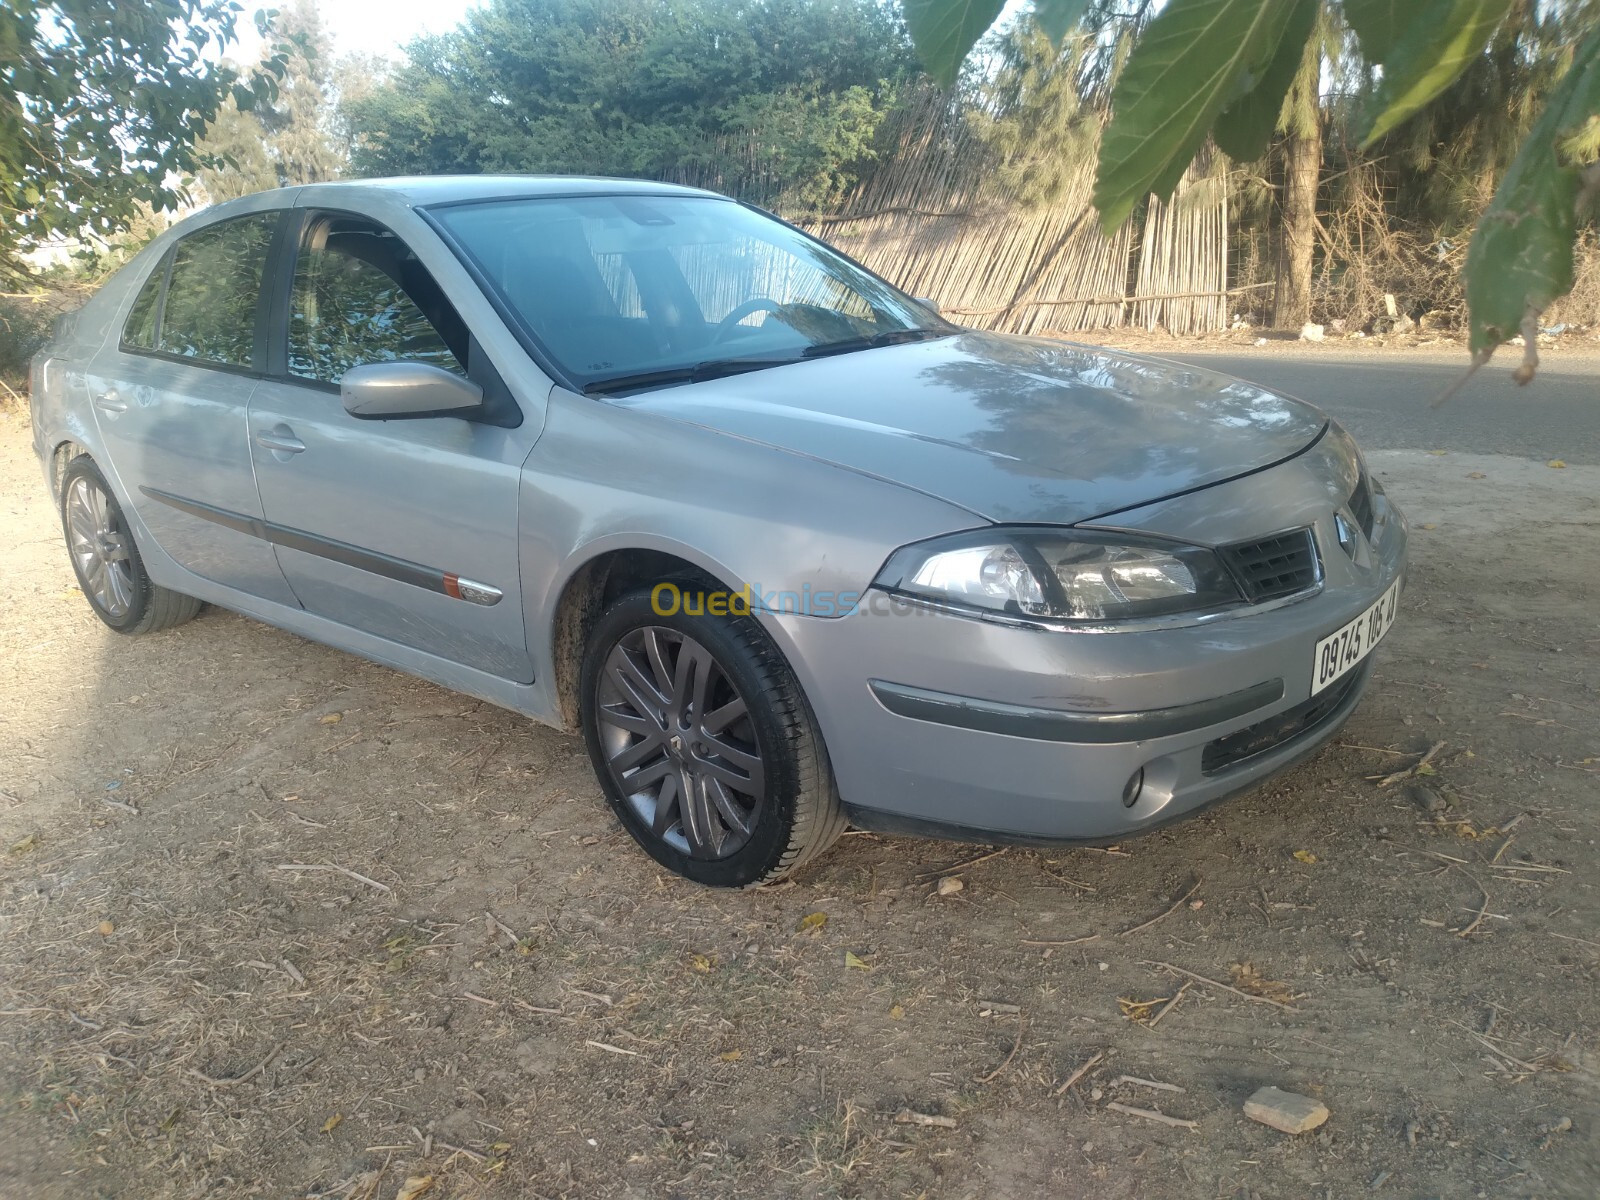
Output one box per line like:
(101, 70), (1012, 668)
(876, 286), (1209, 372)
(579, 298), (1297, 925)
(874, 528), (1245, 623)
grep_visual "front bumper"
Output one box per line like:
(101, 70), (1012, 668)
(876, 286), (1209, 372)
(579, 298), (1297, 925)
(765, 434), (1408, 844)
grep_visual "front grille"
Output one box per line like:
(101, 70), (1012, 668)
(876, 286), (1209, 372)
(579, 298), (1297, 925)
(1348, 471), (1376, 537)
(1218, 528), (1320, 604)
(1201, 670), (1362, 774)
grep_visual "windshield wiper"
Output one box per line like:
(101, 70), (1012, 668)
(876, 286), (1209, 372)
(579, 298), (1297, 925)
(801, 328), (951, 359)
(584, 355), (804, 396)
(583, 329), (953, 395)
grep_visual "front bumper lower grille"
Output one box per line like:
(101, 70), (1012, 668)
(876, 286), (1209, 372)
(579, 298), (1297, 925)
(1201, 669), (1362, 774)
(1219, 528), (1320, 604)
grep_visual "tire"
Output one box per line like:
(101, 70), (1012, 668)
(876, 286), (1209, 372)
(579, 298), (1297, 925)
(59, 456), (202, 635)
(579, 587), (846, 887)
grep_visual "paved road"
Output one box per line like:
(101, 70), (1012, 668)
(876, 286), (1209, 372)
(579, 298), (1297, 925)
(1161, 350), (1600, 463)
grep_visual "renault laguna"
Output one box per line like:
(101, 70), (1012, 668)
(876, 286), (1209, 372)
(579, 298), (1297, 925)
(29, 177), (1406, 887)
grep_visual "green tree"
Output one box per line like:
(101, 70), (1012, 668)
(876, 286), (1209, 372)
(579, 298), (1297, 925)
(198, 0), (346, 202)
(904, 0), (1600, 381)
(0, 0), (286, 283)
(343, 0), (917, 210)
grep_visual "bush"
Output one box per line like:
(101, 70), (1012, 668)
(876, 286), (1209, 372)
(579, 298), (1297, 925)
(0, 288), (82, 406)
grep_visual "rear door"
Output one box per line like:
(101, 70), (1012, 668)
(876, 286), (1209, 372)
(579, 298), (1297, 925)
(85, 211), (299, 607)
(245, 209), (538, 680)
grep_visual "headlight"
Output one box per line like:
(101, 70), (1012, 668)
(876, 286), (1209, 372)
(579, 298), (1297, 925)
(874, 528), (1244, 624)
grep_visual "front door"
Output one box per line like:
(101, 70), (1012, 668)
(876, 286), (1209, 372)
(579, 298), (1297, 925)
(246, 210), (537, 680)
(87, 212), (300, 607)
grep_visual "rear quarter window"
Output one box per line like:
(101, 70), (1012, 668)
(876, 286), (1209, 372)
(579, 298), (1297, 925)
(120, 256), (167, 350)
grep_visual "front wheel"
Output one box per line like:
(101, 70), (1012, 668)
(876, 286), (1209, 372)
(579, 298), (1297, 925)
(59, 456), (201, 634)
(578, 588), (845, 887)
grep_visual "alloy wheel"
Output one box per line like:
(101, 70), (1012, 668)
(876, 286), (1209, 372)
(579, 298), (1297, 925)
(65, 476), (136, 620)
(593, 625), (766, 860)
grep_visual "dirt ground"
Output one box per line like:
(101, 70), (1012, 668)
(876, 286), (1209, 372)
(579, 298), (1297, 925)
(1, 402), (1597, 1200)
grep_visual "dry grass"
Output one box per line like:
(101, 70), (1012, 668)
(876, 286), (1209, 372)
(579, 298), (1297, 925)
(3, 418), (1600, 1198)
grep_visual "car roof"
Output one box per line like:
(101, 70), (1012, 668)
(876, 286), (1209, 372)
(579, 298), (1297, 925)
(295, 175), (725, 206)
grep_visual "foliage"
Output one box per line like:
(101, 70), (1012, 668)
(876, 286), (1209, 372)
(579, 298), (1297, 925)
(198, 0), (347, 203)
(1467, 26), (1600, 366)
(0, 293), (59, 394)
(901, 0), (1600, 377)
(0, 0), (288, 284)
(343, 0), (918, 211)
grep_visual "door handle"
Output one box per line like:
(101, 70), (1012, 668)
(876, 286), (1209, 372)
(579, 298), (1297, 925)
(256, 425), (306, 455)
(93, 389), (128, 413)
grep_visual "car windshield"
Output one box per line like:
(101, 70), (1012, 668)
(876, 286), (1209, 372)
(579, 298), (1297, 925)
(430, 194), (951, 393)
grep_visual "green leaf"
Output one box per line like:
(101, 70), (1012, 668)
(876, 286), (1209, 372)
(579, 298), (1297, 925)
(1465, 28), (1600, 359)
(1343, 0), (1411, 63)
(1212, 0), (1316, 163)
(1358, 0), (1515, 148)
(1033, 0), (1091, 49)
(903, 0), (1007, 88)
(1095, 0), (1300, 233)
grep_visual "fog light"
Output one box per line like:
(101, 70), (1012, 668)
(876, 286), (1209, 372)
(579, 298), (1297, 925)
(1121, 768), (1145, 808)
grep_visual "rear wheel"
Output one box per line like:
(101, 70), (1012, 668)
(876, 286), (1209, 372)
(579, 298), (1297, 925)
(59, 457), (201, 634)
(579, 588), (845, 887)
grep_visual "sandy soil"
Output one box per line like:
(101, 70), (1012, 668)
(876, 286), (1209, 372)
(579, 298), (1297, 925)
(1, 407), (1597, 1200)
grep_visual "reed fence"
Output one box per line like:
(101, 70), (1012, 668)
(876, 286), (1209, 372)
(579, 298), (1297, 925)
(795, 91), (1232, 336)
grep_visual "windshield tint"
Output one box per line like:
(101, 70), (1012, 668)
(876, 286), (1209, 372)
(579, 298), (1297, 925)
(431, 195), (948, 391)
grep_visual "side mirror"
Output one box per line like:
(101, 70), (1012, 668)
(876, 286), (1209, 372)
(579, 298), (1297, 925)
(914, 296), (942, 317)
(340, 361), (484, 421)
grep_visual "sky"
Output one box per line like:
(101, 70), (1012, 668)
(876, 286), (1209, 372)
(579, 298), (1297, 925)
(235, 0), (483, 63)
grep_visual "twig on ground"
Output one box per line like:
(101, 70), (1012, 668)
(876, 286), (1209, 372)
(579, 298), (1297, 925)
(1336, 742), (1410, 755)
(275, 862), (392, 893)
(975, 1017), (1026, 1084)
(1105, 1101), (1198, 1130)
(1549, 932), (1600, 952)
(100, 797), (140, 815)
(1458, 875), (1493, 939)
(1021, 934), (1099, 947)
(893, 1108), (958, 1129)
(585, 1039), (641, 1057)
(435, 1138), (486, 1163)
(1117, 1074), (1184, 1093)
(460, 992), (499, 1008)
(1141, 961), (1299, 1012)
(1054, 1050), (1104, 1096)
(279, 959), (305, 985)
(1147, 982), (1192, 1028)
(485, 911), (519, 946)
(1118, 877), (1201, 937)
(188, 1040), (286, 1088)
(513, 999), (564, 1015)
(915, 848), (1007, 879)
(1374, 741), (1446, 786)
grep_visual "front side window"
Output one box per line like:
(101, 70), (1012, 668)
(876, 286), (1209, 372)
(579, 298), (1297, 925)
(431, 195), (949, 392)
(121, 256), (166, 350)
(288, 216), (466, 385)
(157, 213), (277, 367)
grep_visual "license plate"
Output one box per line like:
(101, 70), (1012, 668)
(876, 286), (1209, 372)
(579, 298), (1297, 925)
(1311, 580), (1401, 695)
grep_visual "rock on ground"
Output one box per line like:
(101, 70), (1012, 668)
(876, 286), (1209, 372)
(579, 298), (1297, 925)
(1243, 1086), (1330, 1135)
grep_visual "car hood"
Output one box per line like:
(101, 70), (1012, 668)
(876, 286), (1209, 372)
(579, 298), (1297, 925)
(616, 332), (1328, 525)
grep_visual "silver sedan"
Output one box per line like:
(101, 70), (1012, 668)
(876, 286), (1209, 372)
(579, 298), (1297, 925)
(29, 176), (1406, 887)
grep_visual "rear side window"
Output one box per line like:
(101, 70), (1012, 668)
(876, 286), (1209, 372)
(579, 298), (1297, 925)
(121, 258), (166, 350)
(156, 213), (278, 368)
